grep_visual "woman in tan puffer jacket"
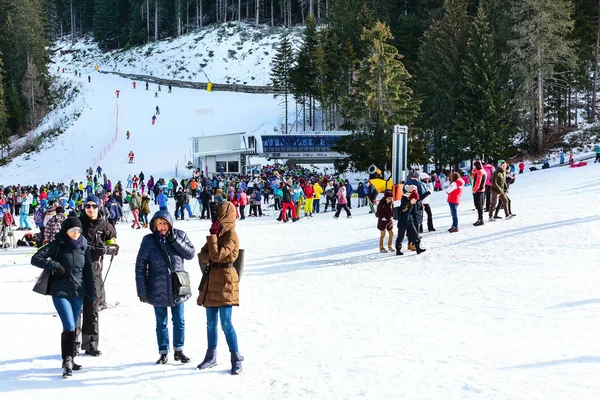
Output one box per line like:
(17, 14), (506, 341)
(196, 201), (243, 375)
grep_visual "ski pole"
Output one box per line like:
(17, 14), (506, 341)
(101, 254), (115, 290)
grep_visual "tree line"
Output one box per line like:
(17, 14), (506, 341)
(271, 0), (600, 171)
(1, 0), (599, 170)
(0, 0), (50, 155)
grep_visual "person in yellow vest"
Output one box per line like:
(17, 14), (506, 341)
(313, 181), (323, 214)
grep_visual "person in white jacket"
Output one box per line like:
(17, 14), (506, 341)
(419, 173), (436, 232)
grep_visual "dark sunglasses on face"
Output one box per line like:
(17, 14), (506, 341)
(85, 204), (98, 209)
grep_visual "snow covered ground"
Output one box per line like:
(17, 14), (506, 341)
(1, 161), (600, 399)
(0, 70), (290, 183)
(52, 23), (302, 86)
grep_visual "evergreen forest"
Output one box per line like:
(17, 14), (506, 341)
(1, 0), (600, 170)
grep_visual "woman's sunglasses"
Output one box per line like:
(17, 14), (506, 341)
(68, 227), (83, 234)
(85, 204), (98, 209)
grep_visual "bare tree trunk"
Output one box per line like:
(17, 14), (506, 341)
(216, 0), (219, 22)
(70, 0), (76, 44)
(317, 0), (320, 21)
(256, 0), (259, 24)
(593, 0), (600, 121)
(271, 0), (274, 26)
(147, 0), (150, 43)
(309, 0), (313, 17)
(537, 66), (544, 152)
(155, 0), (158, 42)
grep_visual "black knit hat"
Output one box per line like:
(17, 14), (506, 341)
(61, 217), (82, 232)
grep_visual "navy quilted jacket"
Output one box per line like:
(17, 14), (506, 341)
(135, 210), (195, 307)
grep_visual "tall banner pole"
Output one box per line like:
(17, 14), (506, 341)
(392, 125), (408, 205)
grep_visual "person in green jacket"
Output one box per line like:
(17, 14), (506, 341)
(488, 160), (512, 221)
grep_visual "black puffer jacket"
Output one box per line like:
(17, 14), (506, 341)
(31, 233), (95, 301)
(135, 210), (195, 307)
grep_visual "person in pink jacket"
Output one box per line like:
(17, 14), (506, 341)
(238, 190), (248, 220)
(446, 172), (464, 233)
(483, 162), (495, 212)
(333, 185), (351, 218)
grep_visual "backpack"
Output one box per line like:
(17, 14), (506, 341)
(34, 209), (44, 226)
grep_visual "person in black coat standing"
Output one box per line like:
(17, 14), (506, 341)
(75, 195), (118, 357)
(135, 210), (195, 364)
(31, 217), (95, 377)
(199, 187), (212, 220)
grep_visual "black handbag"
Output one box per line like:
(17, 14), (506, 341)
(154, 236), (192, 297)
(32, 241), (60, 296)
(32, 269), (52, 295)
(233, 249), (245, 281)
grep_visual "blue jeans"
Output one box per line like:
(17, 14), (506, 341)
(53, 296), (84, 331)
(448, 202), (459, 228)
(154, 303), (185, 354)
(314, 199), (320, 213)
(206, 306), (238, 352)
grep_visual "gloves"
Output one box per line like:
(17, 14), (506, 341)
(166, 231), (176, 243)
(55, 265), (66, 276)
(93, 244), (106, 256)
(139, 295), (149, 303)
(209, 220), (222, 235)
(387, 221), (393, 230)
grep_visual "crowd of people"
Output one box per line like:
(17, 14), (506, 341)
(8, 159), (523, 378)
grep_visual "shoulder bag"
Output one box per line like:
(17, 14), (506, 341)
(153, 236), (192, 296)
(32, 241), (60, 295)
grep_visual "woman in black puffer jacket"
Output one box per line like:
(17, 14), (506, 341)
(31, 217), (94, 378)
(135, 210), (195, 364)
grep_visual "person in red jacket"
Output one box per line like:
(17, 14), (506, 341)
(471, 160), (487, 227)
(303, 183), (315, 216)
(128, 151), (135, 164)
(518, 161), (525, 174)
(446, 172), (464, 233)
(376, 191), (394, 253)
(115, 90), (120, 98)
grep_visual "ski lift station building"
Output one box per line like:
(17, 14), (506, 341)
(191, 131), (353, 175)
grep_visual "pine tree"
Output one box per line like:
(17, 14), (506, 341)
(416, 0), (470, 169)
(509, 0), (575, 153)
(0, 53), (10, 155)
(270, 35), (294, 133)
(461, 5), (515, 161)
(334, 21), (418, 173)
(290, 15), (318, 130)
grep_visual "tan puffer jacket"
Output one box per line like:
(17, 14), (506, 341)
(197, 201), (240, 307)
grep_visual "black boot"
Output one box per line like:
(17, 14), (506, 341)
(156, 353), (168, 364)
(231, 352), (244, 375)
(197, 348), (217, 370)
(396, 245), (403, 256)
(62, 356), (73, 378)
(85, 349), (102, 356)
(61, 331), (75, 377)
(174, 350), (190, 363)
(416, 243), (426, 255)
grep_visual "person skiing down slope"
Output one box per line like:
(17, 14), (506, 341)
(152, 115), (157, 125)
(146, 82), (149, 90)
(132, 81), (136, 89)
(128, 151), (135, 164)
(156, 106), (160, 115)
(126, 130), (131, 140)
(595, 144), (600, 163)
(115, 90), (120, 98)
